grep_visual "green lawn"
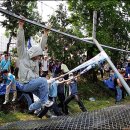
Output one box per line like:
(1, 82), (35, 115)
(69, 96), (130, 113)
(0, 96), (130, 126)
(0, 76), (130, 127)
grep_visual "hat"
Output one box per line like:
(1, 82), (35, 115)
(28, 45), (43, 59)
(127, 56), (130, 61)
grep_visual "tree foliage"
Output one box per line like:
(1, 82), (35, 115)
(47, 4), (89, 69)
(1, 0), (42, 41)
(67, 0), (130, 63)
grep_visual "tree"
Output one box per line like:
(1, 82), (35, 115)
(1, 0), (42, 52)
(47, 4), (89, 69)
(67, 0), (130, 63)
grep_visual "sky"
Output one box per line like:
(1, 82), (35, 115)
(0, 1), (67, 52)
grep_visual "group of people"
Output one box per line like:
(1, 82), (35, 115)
(0, 53), (17, 104)
(1, 18), (130, 118)
(104, 58), (130, 104)
(0, 19), (87, 117)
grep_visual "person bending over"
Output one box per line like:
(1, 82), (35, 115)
(63, 73), (87, 115)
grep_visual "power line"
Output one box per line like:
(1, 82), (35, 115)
(42, 3), (55, 11)
(0, 8), (130, 53)
(82, 38), (130, 53)
(40, 1), (67, 15)
(39, 2), (130, 53)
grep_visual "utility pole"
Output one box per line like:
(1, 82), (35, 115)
(92, 11), (130, 95)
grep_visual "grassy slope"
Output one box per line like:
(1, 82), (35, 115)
(0, 112), (40, 126)
(0, 78), (130, 126)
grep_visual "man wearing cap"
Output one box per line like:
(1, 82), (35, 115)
(16, 19), (53, 110)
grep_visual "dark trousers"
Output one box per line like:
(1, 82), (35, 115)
(121, 87), (126, 99)
(63, 94), (87, 115)
(57, 93), (65, 112)
(49, 97), (62, 116)
(37, 102), (62, 118)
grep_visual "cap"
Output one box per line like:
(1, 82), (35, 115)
(127, 56), (130, 61)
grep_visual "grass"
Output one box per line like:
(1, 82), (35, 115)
(0, 76), (130, 127)
(1, 96), (130, 126)
(69, 96), (130, 113)
(0, 111), (40, 126)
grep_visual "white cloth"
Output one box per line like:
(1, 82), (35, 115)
(47, 78), (55, 84)
(33, 94), (40, 102)
(68, 52), (106, 74)
(28, 45), (43, 59)
(61, 63), (69, 73)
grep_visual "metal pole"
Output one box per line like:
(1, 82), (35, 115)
(82, 38), (130, 53)
(0, 8), (130, 53)
(92, 11), (97, 39)
(0, 8), (92, 44)
(92, 11), (130, 95)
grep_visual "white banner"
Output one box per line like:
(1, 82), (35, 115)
(80, 65), (93, 75)
(67, 51), (106, 74)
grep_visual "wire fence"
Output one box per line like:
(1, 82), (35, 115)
(1, 104), (130, 130)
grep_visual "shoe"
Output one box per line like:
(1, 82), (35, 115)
(37, 108), (49, 118)
(50, 115), (57, 118)
(12, 98), (16, 102)
(3, 101), (8, 104)
(34, 108), (41, 115)
(115, 101), (121, 105)
(42, 100), (54, 108)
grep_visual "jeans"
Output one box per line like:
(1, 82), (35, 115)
(29, 101), (42, 111)
(21, 77), (48, 110)
(63, 94), (87, 115)
(116, 86), (122, 102)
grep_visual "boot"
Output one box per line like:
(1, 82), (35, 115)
(3, 94), (9, 104)
(12, 91), (17, 102)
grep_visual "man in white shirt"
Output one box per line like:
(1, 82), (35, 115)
(41, 55), (49, 77)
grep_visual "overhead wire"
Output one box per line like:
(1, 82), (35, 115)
(0, 5), (130, 53)
(38, 2), (130, 53)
